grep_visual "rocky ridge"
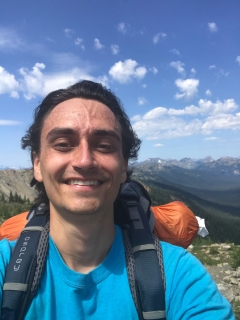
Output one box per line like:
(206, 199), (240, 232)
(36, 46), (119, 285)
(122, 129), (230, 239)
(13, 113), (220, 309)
(134, 156), (240, 176)
(0, 169), (36, 201)
(189, 243), (240, 316)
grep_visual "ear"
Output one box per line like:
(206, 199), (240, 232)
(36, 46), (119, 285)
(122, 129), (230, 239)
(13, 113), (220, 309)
(120, 159), (128, 183)
(32, 151), (43, 182)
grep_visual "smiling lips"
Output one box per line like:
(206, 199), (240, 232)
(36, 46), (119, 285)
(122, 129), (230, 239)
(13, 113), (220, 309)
(67, 180), (101, 186)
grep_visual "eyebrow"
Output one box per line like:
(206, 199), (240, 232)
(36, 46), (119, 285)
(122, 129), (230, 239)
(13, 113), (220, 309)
(46, 127), (121, 142)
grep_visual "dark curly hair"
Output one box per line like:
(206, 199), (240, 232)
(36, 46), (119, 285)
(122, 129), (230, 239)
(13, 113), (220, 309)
(22, 80), (141, 207)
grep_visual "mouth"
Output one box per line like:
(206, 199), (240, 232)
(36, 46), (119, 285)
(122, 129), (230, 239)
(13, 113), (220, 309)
(66, 179), (102, 186)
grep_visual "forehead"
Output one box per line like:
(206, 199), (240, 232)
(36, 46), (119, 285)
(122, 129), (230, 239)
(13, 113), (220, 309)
(42, 98), (121, 134)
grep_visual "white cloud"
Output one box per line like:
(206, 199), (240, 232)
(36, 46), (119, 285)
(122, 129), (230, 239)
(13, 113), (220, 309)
(143, 107), (168, 120)
(117, 22), (127, 34)
(0, 66), (19, 97)
(204, 137), (218, 141)
(169, 99), (237, 116)
(170, 49), (180, 56)
(202, 113), (240, 133)
(142, 84), (147, 88)
(175, 78), (199, 100)
(0, 63), (108, 100)
(154, 144), (164, 147)
(170, 61), (185, 76)
(206, 90), (212, 96)
(75, 38), (85, 50)
(191, 68), (196, 76)
(219, 69), (229, 77)
(150, 67), (158, 74)
(0, 120), (21, 126)
(51, 53), (82, 69)
(94, 38), (105, 50)
(138, 97), (147, 105)
(209, 65), (216, 69)
(75, 38), (83, 45)
(236, 56), (240, 65)
(111, 44), (119, 55)
(131, 98), (240, 140)
(0, 27), (24, 51)
(208, 22), (218, 33)
(64, 28), (75, 37)
(153, 32), (167, 44)
(24, 65), (94, 99)
(132, 114), (202, 140)
(109, 59), (147, 84)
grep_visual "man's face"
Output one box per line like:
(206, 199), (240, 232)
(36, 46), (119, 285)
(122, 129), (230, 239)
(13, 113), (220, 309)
(33, 98), (127, 219)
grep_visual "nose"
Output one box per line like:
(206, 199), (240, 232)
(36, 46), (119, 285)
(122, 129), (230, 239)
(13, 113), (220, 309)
(71, 141), (97, 170)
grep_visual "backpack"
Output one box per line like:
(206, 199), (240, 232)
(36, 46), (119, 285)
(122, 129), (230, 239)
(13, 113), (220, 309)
(1, 180), (166, 320)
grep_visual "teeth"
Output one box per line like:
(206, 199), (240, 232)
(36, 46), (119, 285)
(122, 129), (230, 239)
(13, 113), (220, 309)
(68, 180), (100, 186)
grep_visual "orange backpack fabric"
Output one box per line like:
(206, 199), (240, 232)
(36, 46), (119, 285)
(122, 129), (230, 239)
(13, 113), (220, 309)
(0, 202), (199, 248)
(0, 211), (28, 241)
(152, 201), (198, 248)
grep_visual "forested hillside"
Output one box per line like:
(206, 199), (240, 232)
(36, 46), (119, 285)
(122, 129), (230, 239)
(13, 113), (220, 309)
(0, 191), (32, 224)
(138, 178), (240, 245)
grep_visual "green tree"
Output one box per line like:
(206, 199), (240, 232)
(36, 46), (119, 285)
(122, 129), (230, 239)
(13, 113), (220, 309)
(9, 191), (13, 203)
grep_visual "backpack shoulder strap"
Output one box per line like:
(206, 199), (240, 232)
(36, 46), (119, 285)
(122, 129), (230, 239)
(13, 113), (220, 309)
(119, 181), (166, 320)
(1, 204), (50, 320)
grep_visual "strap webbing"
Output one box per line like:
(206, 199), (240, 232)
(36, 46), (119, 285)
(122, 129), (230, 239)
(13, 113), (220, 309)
(1, 208), (50, 320)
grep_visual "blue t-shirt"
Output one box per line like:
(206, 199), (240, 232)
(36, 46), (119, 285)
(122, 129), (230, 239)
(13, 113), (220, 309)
(0, 226), (235, 319)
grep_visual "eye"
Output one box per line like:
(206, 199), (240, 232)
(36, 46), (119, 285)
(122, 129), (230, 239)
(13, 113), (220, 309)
(96, 143), (114, 153)
(51, 140), (75, 152)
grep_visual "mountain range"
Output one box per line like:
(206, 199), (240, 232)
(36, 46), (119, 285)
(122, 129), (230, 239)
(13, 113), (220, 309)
(132, 156), (240, 175)
(0, 156), (240, 244)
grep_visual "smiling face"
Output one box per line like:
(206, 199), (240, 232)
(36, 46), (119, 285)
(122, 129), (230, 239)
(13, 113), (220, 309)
(33, 98), (127, 219)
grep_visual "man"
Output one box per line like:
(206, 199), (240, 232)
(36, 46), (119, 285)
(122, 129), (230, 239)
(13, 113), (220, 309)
(0, 81), (235, 319)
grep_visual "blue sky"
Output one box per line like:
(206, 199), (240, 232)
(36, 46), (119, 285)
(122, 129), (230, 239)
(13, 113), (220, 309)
(0, 0), (240, 168)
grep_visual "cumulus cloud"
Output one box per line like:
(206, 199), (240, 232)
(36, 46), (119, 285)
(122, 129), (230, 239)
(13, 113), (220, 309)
(117, 22), (127, 34)
(208, 22), (218, 33)
(64, 28), (75, 37)
(175, 78), (199, 100)
(0, 120), (21, 126)
(138, 97), (147, 105)
(111, 44), (119, 55)
(236, 56), (240, 65)
(132, 114), (202, 140)
(170, 99), (237, 116)
(170, 61), (185, 76)
(204, 137), (218, 141)
(0, 63), (108, 100)
(209, 65), (216, 69)
(0, 66), (19, 98)
(94, 38), (105, 50)
(131, 98), (239, 140)
(206, 90), (212, 96)
(219, 69), (229, 77)
(170, 49), (180, 56)
(153, 32), (167, 44)
(154, 144), (164, 147)
(0, 27), (24, 51)
(109, 59), (147, 84)
(150, 67), (158, 74)
(191, 68), (196, 76)
(75, 38), (85, 50)
(202, 113), (240, 133)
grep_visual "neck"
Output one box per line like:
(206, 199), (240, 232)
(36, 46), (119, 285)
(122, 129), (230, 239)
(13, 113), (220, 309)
(49, 207), (116, 274)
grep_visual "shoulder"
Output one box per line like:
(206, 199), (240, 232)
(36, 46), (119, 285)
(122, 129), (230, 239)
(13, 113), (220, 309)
(160, 241), (235, 319)
(0, 239), (16, 302)
(0, 239), (16, 278)
(0, 238), (16, 264)
(160, 240), (218, 293)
